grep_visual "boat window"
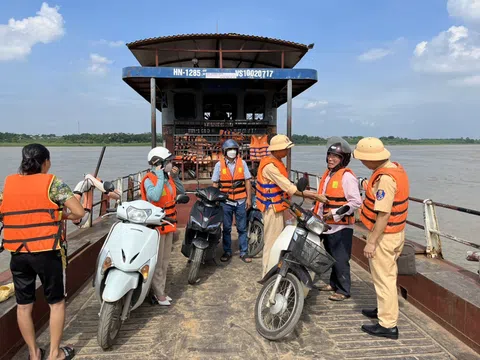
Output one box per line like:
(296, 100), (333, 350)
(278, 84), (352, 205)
(245, 94), (265, 121)
(174, 93), (196, 119)
(203, 94), (237, 120)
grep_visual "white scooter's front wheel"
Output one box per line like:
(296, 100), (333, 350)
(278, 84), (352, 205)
(254, 273), (304, 340)
(97, 299), (123, 350)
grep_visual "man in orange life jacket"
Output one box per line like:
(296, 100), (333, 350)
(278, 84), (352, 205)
(140, 146), (185, 306)
(353, 137), (409, 340)
(1, 144), (84, 360)
(212, 139), (252, 263)
(256, 134), (327, 276)
(314, 137), (362, 301)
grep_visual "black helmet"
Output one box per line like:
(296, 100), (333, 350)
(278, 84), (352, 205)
(326, 137), (352, 169)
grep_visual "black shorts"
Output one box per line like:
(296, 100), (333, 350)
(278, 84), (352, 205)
(10, 250), (66, 305)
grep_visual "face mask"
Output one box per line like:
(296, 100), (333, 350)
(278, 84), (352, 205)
(164, 162), (173, 173)
(226, 150), (237, 159)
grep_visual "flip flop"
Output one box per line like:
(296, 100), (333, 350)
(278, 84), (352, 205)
(59, 346), (75, 359)
(28, 348), (45, 360)
(240, 254), (252, 263)
(329, 293), (349, 301)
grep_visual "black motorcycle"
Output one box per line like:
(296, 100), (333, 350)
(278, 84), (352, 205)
(182, 185), (228, 284)
(247, 167), (264, 257)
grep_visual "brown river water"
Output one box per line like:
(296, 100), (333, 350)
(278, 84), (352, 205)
(0, 145), (479, 274)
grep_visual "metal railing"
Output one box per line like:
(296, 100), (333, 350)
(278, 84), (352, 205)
(73, 169), (149, 231)
(290, 169), (480, 262)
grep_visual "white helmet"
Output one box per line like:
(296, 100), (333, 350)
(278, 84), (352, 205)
(147, 146), (172, 166)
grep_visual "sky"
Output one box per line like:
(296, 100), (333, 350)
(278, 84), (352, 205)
(1, 0), (480, 138)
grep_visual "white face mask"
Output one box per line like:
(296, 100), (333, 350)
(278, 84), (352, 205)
(164, 163), (173, 173)
(226, 150), (237, 159)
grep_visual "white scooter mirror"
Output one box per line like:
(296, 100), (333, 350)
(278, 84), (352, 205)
(103, 181), (115, 193)
(176, 194), (190, 204)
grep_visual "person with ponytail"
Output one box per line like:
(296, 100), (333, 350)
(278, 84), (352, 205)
(0, 143), (84, 360)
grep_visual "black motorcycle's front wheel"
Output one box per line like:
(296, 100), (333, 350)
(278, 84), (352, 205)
(248, 219), (264, 257)
(255, 273), (304, 340)
(188, 247), (203, 285)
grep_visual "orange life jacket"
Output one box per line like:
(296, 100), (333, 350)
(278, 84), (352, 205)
(249, 134), (270, 160)
(218, 156), (247, 201)
(256, 156), (290, 212)
(0, 173), (63, 253)
(360, 162), (409, 233)
(140, 172), (177, 234)
(313, 168), (356, 225)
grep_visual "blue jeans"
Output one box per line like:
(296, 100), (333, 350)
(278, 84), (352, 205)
(222, 201), (248, 256)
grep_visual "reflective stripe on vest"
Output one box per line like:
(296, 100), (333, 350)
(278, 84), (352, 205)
(0, 173), (63, 253)
(255, 156), (290, 213)
(313, 168), (356, 225)
(140, 172), (177, 234)
(360, 162), (409, 233)
(218, 156), (247, 201)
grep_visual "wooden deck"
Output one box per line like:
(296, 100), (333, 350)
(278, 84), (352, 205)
(12, 230), (479, 360)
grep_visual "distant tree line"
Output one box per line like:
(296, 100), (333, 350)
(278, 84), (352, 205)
(0, 132), (163, 145)
(290, 135), (480, 145)
(0, 132), (479, 145)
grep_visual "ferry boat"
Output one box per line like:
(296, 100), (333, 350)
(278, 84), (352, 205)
(1, 33), (479, 360)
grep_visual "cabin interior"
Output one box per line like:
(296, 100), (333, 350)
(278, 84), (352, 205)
(122, 33), (316, 180)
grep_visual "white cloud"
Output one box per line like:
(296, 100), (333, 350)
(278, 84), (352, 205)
(303, 100), (328, 109)
(0, 2), (65, 61)
(358, 48), (392, 62)
(357, 37), (405, 62)
(412, 26), (480, 73)
(449, 74), (480, 86)
(447, 0), (480, 22)
(87, 53), (113, 75)
(92, 39), (125, 47)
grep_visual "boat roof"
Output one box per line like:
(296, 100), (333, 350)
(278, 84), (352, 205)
(122, 67), (318, 110)
(126, 33), (314, 69)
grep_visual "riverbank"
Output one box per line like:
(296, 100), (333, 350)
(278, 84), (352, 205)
(1, 142), (480, 147)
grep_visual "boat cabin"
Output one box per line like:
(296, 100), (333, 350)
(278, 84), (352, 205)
(122, 33), (318, 181)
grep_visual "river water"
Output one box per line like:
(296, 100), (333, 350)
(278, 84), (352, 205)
(0, 145), (479, 274)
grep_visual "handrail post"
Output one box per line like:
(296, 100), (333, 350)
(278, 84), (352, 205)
(136, 172), (143, 198)
(423, 199), (443, 258)
(127, 176), (134, 201)
(116, 177), (123, 203)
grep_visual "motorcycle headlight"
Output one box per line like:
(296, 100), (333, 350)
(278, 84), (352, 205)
(207, 222), (221, 229)
(306, 216), (326, 236)
(126, 206), (151, 223)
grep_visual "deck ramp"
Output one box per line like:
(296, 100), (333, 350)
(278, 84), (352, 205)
(12, 231), (478, 360)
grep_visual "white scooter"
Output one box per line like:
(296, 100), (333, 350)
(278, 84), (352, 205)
(92, 181), (189, 350)
(254, 178), (350, 341)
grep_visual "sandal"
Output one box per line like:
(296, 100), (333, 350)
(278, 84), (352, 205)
(59, 346), (75, 359)
(28, 348), (45, 360)
(317, 284), (334, 292)
(240, 254), (252, 263)
(220, 252), (232, 262)
(329, 293), (349, 301)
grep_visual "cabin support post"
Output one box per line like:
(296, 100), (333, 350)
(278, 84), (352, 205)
(287, 79), (293, 175)
(150, 77), (157, 148)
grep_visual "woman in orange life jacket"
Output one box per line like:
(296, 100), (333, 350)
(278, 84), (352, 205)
(1, 144), (84, 360)
(313, 137), (362, 301)
(140, 146), (185, 306)
(353, 137), (409, 340)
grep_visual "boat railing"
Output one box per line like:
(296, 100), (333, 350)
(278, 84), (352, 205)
(290, 170), (480, 267)
(73, 169), (149, 231)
